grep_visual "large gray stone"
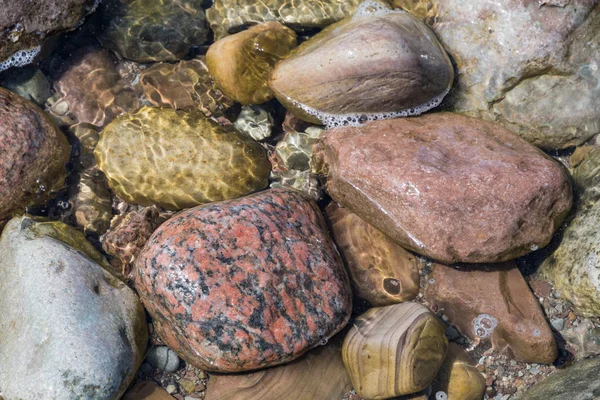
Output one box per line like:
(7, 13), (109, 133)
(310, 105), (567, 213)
(395, 0), (600, 150)
(517, 357), (600, 400)
(0, 216), (148, 400)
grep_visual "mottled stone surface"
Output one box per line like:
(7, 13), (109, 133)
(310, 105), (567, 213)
(95, 106), (271, 210)
(326, 202), (420, 306)
(139, 57), (233, 117)
(205, 337), (353, 399)
(517, 357), (600, 400)
(206, 0), (361, 40)
(396, 0), (600, 150)
(315, 113), (572, 263)
(0, 0), (97, 71)
(424, 262), (557, 364)
(97, 0), (209, 62)
(342, 302), (447, 398)
(49, 47), (140, 127)
(269, 3), (453, 125)
(571, 145), (600, 203)
(0, 87), (70, 224)
(207, 22), (296, 105)
(432, 343), (486, 400)
(135, 188), (352, 372)
(0, 216), (148, 400)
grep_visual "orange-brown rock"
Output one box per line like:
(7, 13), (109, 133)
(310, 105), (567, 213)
(139, 57), (233, 117)
(207, 22), (296, 105)
(432, 343), (486, 400)
(325, 202), (419, 306)
(122, 380), (175, 400)
(315, 113), (572, 263)
(424, 262), (557, 364)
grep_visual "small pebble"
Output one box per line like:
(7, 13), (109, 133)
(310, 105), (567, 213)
(529, 366), (540, 375)
(146, 346), (181, 372)
(445, 325), (460, 340)
(166, 384), (177, 394)
(551, 318), (565, 331)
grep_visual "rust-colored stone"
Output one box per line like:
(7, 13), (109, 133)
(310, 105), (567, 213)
(424, 262), (557, 364)
(315, 113), (572, 263)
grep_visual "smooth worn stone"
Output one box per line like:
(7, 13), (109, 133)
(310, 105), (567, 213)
(539, 198), (600, 317)
(342, 302), (448, 399)
(432, 343), (486, 400)
(102, 206), (163, 279)
(122, 381), (176, 400)
(424, 262), (557, 364)
(97, 0), (209, 62)
(517, 357), (600, 400)
(0, 87), (70, 225)
(0, 0), (97, 72)
(395, 0), (600, 150)
(0, 216), (148, 400)
(205, 337), (353, 400)
(146, 346), (181, 373)
(0, 66), (51, 105)
(139, 57), (233, 117)
(135, 188), (352, 372)
(206, 0), (361, 40)
(561, 319), (600, 359)
(49, 46), (140, 127)
(207, 22), (297, 105)
(325, 202), (420, 306)
(94, 106), (271, 210)
(315, 113), (572, 263)
(269, 1), (453, 126)
(234, 105), (274, 141)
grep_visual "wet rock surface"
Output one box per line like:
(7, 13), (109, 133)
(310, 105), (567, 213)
(135, 188), (352, 372)
(316, 113), (572, 263)
(0, 87), (70, 225)
(0, 216), (147, 400)
(94, 106), (271, 210)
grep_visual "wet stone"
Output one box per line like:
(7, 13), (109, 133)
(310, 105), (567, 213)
(134, 188), (352, 372)
(0, 66), (51, 105)
(234, 105), (274, 141)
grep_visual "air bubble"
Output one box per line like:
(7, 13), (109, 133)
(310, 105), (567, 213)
(530, 244), (539, 251)
(472, 314), (498, 338)
(0, 46), (41, 73)
(435, 391), (448, 400)
(352, 0), (405, 21)
(428, 278), (436, 284)
(533, 328), (541, 337)
(320, 338), (328, 346)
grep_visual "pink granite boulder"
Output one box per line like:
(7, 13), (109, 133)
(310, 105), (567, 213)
(134, 188), (352, 372)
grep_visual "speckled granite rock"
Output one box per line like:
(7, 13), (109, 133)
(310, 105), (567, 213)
(97, 0), (209, 62)
(206, 0), (361, 40)
(315, 113), (572, 263)
(95, 106), (271, 210)
(0, 87), (70, 225)
(424, 262), (557, 364)
(432, 343), (486, 400)
(269, 2), (453, 126)
(0, 216), (148, 400)
(539, 198), (600, 317)
(139, 57), (233, 117)
(395, 0), (600, 150)
(0, 66), (51, 105)
(517, 357), (600, 400)
(135, 188), (352, 372)
(205, 337), (353, 399)
(0, 0), (97, 72)
(48, 46), (140, 127)
(326, 202), (420, 306)
(207, 22), (296, 105)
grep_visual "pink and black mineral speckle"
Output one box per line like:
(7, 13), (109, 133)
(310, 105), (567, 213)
(134, 187), (352, 373)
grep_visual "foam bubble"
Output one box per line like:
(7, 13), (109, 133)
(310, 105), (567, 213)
(289, 86), (450, 130)
(352, 0), (405, 20)
(435, 391), (448, 400)
(473, 314), (498, 339)
(0, 46), (41, 73)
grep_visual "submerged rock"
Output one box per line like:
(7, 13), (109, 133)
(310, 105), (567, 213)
(315, 113), (572, 263)
(135, 188), (352, 372)
(396, 0), (600, 150)
(97, 0), (209, 62)
(269, 1), (453, 126)
(0, 216), (147, 399)
(0, 0), (97, 72)
(139, 57), (233, 117)
(326, 202), (420, 306)
(0, 66), (51, 105)
(207, 22), (297, 105)
(206, 0), (361, 40)
(342, 302), (447, 399)
(95, 106), (271, 210)
(424, 262), (557, 364)
(0, 87), (70, 225)
(432, 343), (486, 400)
(234, 105), (275, 141)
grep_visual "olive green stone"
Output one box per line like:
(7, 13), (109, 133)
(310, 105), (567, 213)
(95, 106), (271, 210)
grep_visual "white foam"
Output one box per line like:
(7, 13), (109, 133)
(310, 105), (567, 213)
(289, 86), (450, 130)
(0, 46), (41, 73)
(352, 0), (405, 20)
